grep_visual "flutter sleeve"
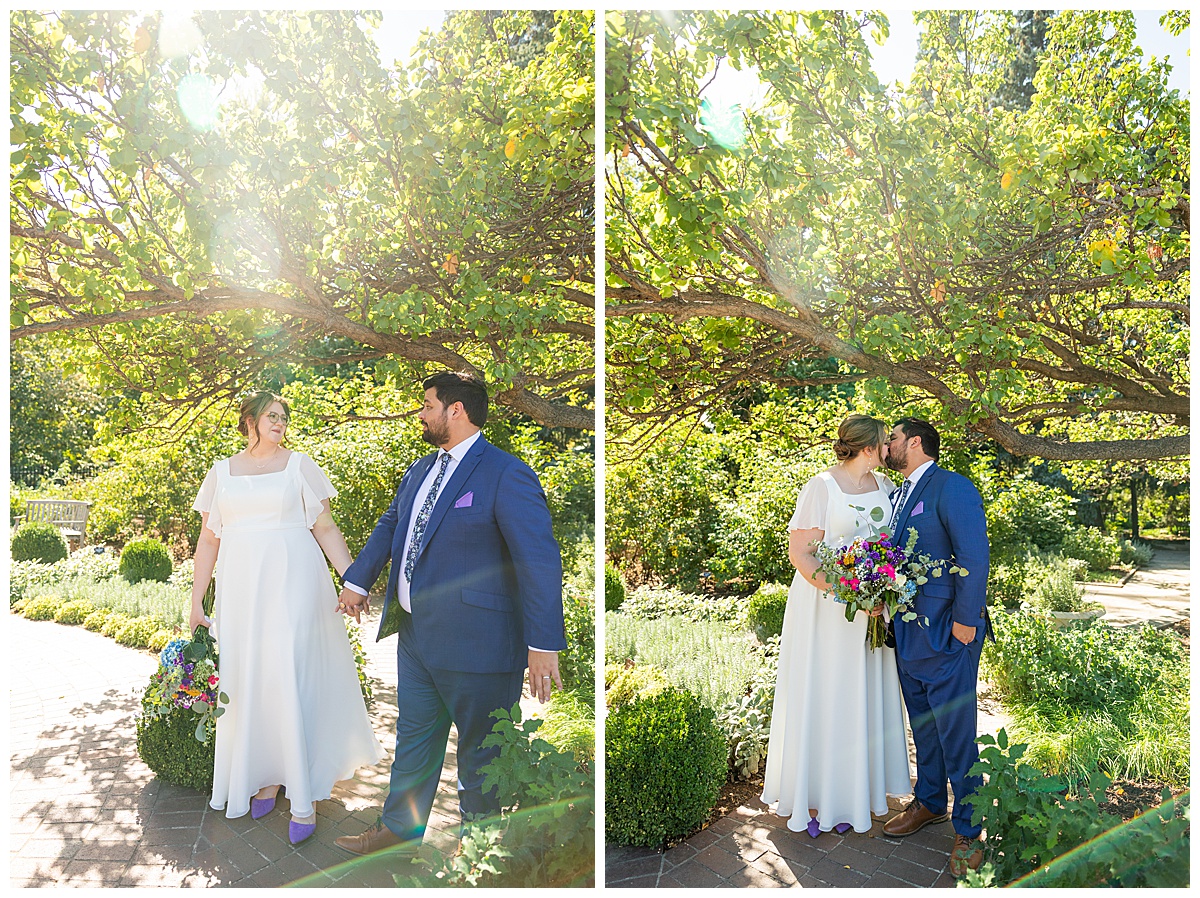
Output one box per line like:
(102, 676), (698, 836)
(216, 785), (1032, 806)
(788, 473), (830, 532)
(192, 463), (223, 539)
(297, 453), (338, 529)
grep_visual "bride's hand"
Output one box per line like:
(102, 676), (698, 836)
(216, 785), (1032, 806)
(868, 603), (884, 618)
(189, 606), (211, 631)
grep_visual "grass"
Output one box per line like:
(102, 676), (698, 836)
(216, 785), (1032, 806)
(605, 612), (758, 712)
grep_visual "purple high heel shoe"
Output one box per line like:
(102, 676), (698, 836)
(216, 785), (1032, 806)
(289, 819), (316, 845)
(806, 816), (821, 838)
(251, 787), (281, 819)
(834, 822), (852, 834)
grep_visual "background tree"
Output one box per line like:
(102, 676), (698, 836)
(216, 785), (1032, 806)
(11, 9), (595, 430)
(605, 9), (1188, 462)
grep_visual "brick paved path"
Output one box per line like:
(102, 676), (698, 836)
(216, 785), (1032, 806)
(606, 542), (1190, 887)
(9, 612), (537, 887)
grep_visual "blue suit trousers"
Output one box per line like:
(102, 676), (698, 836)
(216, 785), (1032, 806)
(381, 613), (524, 842)
(896, 635), (985, 838)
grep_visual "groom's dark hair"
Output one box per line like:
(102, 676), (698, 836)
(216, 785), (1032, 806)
(423, 371), (489, 427)
(894, 417), (940, 460)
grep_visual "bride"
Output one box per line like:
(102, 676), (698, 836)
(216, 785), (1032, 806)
(760, 413), (912, 835)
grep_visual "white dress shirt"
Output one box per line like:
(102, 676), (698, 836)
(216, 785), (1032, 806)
(344, 431), (554, 652)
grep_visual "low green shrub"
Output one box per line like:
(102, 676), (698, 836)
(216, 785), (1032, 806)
(58, 549), (121, 581)
(983, 613), (1183, 710)
(83, 608), (112, 631)
(1119, 539), (1154, 567)
(605, 687), (727, 847)
(1061, 527), (1121, 573)
(538, 688), (595, 764)
(606, 613), (758, 711)
(962, 731), (1189, 887)
(135, 706), (216, 791)
(119, 538), (173, 584)
(604, 662), (671, 709)
(115, 615), (165, 649)
(100, 611), (133, 638)
(147, 629), (175, 652)
(715, 636), (779, 780)
(54, 598), (96, 624)
(745, 582), (788, 641)
(620, 585), (742, 624)
(982, 474), (1075, 563)
(560, 552), (595, 700)
(20, 594), (62, 621)
(11, 521), (69, 563)
(987, 556), (1032, 609)
(1028, 557), (1086, 613)
(9, 560), (56, 606)
(604, 562), (626, 612)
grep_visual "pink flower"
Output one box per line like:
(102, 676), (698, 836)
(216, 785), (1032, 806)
(879, 564), (896, 579)
(208, 676), (218, 686)
(840, 576), (861, 590)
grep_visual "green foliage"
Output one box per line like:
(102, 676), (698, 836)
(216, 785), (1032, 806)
(402, 702), (594, 887)
(620, 585), (743, 624)
(963, 731), (1189, 887)
(537, 689), (595, 764)
(1061, 526), (1121, 572)
(115, 615), (167, 649)
(604, 562), (626, 612)
(135, 706), (216, 791)
(10, 560), (56, 605)
(82, 607), (112, 631)
(980, 474), (1075, 562)
(147, 629), (174, 652)
(1119, 538), (1153, 566)
(604, 662), (671, 709)
(715, 637), (779, 780)
(100, 611), (133, 638)
(119, 538), (174, 584)
(606, 613), (758, 711)
(605, 687), (728, 847)
(1028, 556), (1087, 613)
(20, 594), (62, 621)
(344, 618), (373, 706)
(559, 550), (595, 699)
(11, 521), (69, 563)
(745, 582), (788, 641)
(53, 598), (95, 624)
(983, 613), (1184, 710)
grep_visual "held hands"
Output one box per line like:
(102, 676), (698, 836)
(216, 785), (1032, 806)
(528, 650), (562, 703)
(336, 586), (369, 623)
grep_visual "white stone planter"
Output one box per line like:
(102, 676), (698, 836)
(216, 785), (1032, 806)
(1044, 607), (1106, 628)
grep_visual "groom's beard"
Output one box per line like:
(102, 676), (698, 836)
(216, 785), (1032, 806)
(421, 415), (451, 448)
(885, 446), (905, 472)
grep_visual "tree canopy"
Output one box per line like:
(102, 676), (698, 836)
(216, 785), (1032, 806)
(605, 10), (1188, 460)
(11, 9), (595, 429)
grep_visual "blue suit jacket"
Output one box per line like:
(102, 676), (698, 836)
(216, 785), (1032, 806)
(892, 464), (991, 664)
(343, 436), (566, 673)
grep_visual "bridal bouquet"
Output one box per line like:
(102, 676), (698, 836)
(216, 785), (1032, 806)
(142, 633), (228, 743)
(813, 526), (968, 650)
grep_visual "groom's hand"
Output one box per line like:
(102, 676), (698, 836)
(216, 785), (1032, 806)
(336, 586), (369, 623)
(951, 621), (976, 644)
(528, 650), (562, 703)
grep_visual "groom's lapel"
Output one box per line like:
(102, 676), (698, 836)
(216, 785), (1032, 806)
(411, 437), (488, 561)
(897, 463), (939, 536)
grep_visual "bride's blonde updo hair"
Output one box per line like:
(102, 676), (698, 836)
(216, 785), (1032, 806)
(833, 414), (888, 462)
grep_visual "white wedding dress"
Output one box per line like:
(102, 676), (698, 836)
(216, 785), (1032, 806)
(193, 451), (384, 819)
(760, 469), (912, 833)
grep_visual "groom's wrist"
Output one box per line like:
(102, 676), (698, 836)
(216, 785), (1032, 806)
(342, 581), (368, 596)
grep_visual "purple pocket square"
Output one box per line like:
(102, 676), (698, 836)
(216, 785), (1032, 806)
(454, 491), (474, 509)
(910, 500), (924, 517)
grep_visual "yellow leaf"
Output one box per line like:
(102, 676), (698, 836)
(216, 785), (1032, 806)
(504, 138), (517, 159)
(1001, 170), (1014, 190)
(134, 26), (152, 54)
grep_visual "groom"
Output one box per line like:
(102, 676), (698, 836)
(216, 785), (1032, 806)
(882, 418), (991, 876)
(333, 371), (566, 858)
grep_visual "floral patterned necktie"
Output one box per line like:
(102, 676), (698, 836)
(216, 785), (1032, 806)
(404, 452), (452, 582)
(889, 478), (912, 533)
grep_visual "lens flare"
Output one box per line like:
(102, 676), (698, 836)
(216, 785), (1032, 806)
(699, 97), (746, 150)
(177, 73), (219, 131)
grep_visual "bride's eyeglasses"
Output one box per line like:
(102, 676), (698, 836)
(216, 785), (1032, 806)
(265, 412), (290, 425)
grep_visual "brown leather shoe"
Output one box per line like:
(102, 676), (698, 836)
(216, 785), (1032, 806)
(334, 821), (416, 858)
(882, 799), (950, 837)
(950, 834), (984, 876)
